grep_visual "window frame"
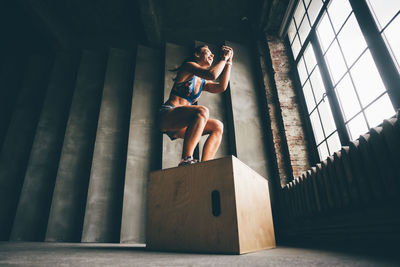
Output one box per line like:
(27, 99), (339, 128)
(282, 0), (400, 163)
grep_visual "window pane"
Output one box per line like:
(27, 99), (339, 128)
(325, 40), (347, 85)
(316, 12), (335, 52)
(310, 67), (326, 102)
(303, 81), (316, 113)
(294, 0), (306, 26)
(298, 18), (312, 44)
(337, 14), (368, 66)
(304, 43), (317, 72)
(364, 94), (395, 128)
(297, 57), (308, 85)
(310, 110), (325, 144)
(350, 50), (386, 107)
(288, 19), (297, 44)
(367, 0), (400, 30)
(291, 35), (302, 59)
(308, 0), (324, 25)
(318, 99), (336, 136)
(327, 0), (352, 33)
(327, 132), (341, 154)
(335, 74), (361, 121)
(318, 142), (329, 160)
(287, 0), (398, 163)
(382, 15), (400, 71)
(346, 113), (368, 140)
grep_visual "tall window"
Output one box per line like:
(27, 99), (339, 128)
(286, 0), (400, 160)
(367, 0), (400, 71)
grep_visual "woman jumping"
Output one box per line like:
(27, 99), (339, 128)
(158, 44), (233, 166)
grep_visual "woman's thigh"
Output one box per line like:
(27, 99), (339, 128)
(172, 118), (222, 139)
(160, 105), (205, 132)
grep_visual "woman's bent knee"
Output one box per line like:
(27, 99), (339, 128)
(215, 120), (224, 134)
(212, 120), (223, 136)
(206, 119), (223, 136)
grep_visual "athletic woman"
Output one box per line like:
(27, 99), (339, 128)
(158, 45), (233, 166)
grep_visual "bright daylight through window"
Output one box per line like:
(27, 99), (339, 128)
(286, 0), (400, 160)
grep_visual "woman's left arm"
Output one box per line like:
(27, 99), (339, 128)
(203, 63), (231, 93)
(203, 48), (233, 93)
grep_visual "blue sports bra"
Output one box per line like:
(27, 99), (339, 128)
(170, 76), (205, 105)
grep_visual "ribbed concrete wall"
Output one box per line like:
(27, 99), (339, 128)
(10, 52), (80, 241)
(0, 41), (272, 243)
(45, 50), (107, 242)
(81, 48), (134, 243)
(0, 54), (52, 240)
(226, 41), (269, 179)
(120, 45), (162, 243)
(0, 53), (25, 150)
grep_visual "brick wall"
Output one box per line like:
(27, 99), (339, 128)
(264, 35), (311, 185)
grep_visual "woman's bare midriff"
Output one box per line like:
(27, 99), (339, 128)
(165, 95), (192, 107)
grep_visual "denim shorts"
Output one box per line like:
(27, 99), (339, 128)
(158, 104), (177, 140)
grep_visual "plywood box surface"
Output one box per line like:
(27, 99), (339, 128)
(146, 156), (275, 254)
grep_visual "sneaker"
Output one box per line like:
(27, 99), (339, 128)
(178, 156), (198, 166)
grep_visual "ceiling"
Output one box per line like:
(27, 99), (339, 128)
(2, 0), (290, 50)
(163, 0), (255, 45)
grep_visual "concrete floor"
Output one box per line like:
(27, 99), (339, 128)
(0, 242), (399, 267)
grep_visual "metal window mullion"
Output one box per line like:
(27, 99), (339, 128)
(336, 42), (371, 129)
(320, 9), (355, 58)
(316, 129), (337, 151)
(304, 68), (320, 114)
(310, 31), (350, 146)
(308, 75), (324, 115)
(349, 0), (400, 110)
(294, 0), (332, 63)
(379, 10), (400, 33)
(337, 47), (369, 124)
(343, 85), (387, 128)
(315, 103), (328, 148)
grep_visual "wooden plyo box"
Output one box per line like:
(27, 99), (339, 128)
(146, 156), (275, 254)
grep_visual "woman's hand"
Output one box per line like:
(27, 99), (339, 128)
(221, 46), (234, 63)
(221, 45), (232, 61)
(227, 47), (233, 63)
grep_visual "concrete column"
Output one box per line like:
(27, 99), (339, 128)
(162, 43), (190, 169)
(10, 51), (80, 241)
(0, 53), (26, 150)
(120, 45), (162, 244)
(81, 48), (134, 243)
(45, 50), (107, 242)
(0, 54), (52, 240)
(195, 41), (231, 159)
(225, 41), (269, 179)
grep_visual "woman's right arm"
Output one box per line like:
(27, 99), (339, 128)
(182, 59), (227, 81)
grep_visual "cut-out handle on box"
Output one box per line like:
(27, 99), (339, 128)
(211, 190), (221, 217)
